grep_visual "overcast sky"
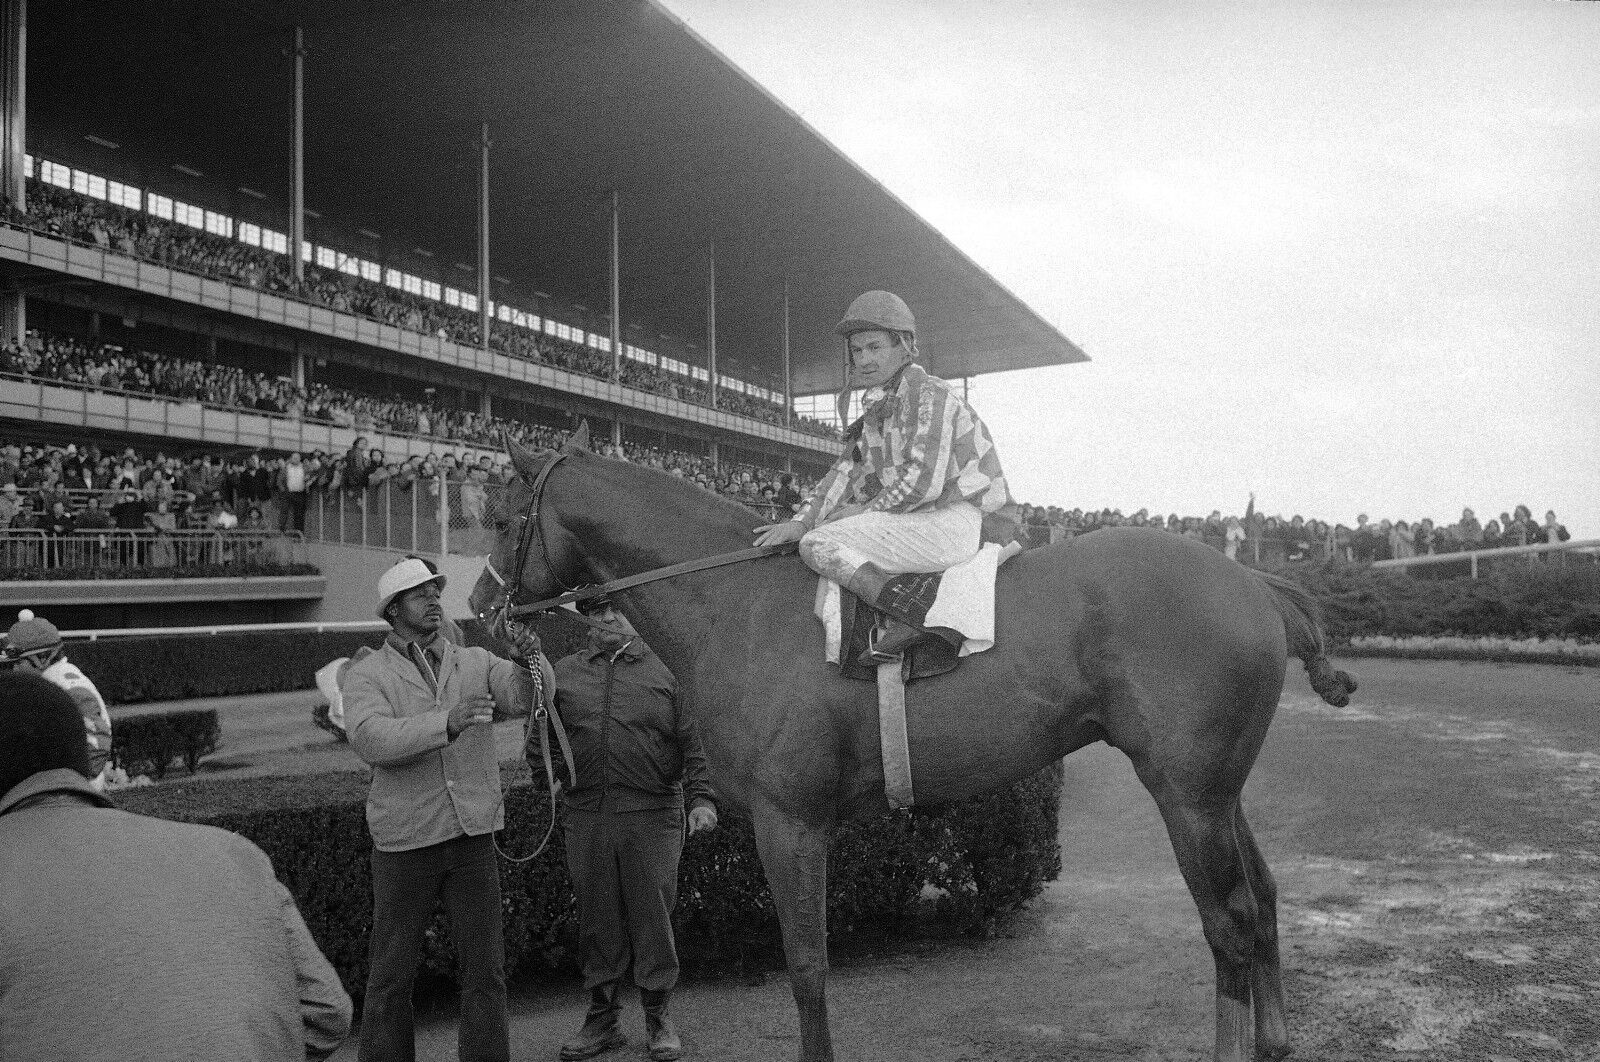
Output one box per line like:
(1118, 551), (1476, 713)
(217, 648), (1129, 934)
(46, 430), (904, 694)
(662, 0), (1598, 537)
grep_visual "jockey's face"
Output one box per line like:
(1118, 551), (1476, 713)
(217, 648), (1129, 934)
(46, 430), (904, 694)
(847, 330), (912, 390)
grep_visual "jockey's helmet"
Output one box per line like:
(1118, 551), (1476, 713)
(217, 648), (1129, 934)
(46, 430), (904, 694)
(835, 291), (915, 341)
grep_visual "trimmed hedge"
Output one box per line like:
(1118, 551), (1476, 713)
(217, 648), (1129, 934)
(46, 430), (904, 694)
(5, 563), (320, 581)
(70, 615), (589, 706)
(1267, 563), (1600, 645)
(112, 708), (221, 777)
(118, 760), (1064, 994)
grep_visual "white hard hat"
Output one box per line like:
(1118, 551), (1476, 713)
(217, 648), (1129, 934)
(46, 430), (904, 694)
(376, 558), (446, 619)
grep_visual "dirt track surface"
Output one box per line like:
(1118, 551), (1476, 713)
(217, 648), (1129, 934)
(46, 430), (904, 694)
(177, 658), (1598, 1061)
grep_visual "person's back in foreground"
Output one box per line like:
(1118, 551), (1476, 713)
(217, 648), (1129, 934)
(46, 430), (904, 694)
(0, 670), (352, 1062)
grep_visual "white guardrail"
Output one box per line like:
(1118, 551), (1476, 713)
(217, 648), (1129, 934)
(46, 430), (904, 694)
(58, 619), (390, 642)
(1372, 538), (1600, 578)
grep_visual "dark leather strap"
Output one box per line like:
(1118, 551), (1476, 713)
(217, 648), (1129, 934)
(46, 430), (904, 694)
(507, 541), (797, 619)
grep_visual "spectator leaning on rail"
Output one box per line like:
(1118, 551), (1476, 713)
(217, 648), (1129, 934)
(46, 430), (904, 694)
(4, 609), (114, 792)
(553, 591), (719, 1062)
(754, 290), (1020, 662)
(342, 556), (553, 1062)
(0, 670), (352, 1061)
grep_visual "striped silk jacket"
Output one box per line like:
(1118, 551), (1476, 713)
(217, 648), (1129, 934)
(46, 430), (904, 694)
(796, 363), (1020, 543)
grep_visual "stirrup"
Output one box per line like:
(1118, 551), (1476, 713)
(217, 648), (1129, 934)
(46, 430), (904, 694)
(862, 619), (915, 664)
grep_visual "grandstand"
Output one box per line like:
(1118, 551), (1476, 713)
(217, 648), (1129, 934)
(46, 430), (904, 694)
(0, 0), (1085, 627)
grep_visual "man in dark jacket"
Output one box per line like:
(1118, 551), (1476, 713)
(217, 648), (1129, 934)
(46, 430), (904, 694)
(0, 671), (352, 1060)
(554, 593), (718, 1062)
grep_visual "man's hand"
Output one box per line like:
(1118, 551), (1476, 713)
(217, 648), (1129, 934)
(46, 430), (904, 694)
(753, 519), (806, 548)
(446, 695), (496, 739)
(506, 623), (542, 662)
(687, 804), (719, 835)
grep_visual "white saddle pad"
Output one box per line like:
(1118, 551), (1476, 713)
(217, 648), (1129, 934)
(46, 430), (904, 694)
(815, 541), (1018, 663)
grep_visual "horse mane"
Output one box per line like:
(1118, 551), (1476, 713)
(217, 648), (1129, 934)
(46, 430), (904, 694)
(566, 449), (772, 555)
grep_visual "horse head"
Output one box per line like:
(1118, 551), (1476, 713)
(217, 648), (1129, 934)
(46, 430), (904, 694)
(467, 429), (592, 633)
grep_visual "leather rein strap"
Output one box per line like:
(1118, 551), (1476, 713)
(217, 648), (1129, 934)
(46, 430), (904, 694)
(507, 542), (797, 620)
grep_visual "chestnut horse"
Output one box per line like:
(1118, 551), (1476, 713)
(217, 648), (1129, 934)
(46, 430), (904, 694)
(468, 435), (1356, 1062)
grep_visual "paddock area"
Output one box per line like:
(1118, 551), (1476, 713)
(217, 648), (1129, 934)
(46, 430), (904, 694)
(230, 655), (1596, 1061)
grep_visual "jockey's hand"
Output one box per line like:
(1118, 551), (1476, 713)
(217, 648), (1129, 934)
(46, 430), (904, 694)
(687, 804), (719, 835)
(753, 519), (807, 548)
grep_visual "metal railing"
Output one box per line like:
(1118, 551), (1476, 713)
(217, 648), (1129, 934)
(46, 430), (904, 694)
(301, 477), (788, 557)
(1372, 538), (1600, 578)
(0, 529), (308, 573)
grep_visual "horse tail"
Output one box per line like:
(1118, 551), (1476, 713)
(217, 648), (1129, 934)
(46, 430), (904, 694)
(1251, 569), (1358, 707)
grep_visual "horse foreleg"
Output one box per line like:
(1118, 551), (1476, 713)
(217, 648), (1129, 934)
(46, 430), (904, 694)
(752, 800), (835, 1062)
(1236, 808), (1290, 1060)
(1133, 767), (1259, 1062)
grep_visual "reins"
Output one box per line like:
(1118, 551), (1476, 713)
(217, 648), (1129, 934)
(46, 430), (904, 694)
(481, 448), (796, 861)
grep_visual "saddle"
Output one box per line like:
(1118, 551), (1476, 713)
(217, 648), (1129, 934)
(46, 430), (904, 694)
(837, 585), (961, 683)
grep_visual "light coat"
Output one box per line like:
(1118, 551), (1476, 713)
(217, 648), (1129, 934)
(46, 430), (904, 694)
(343, 638), (544, 851)
(0, 769), (351, 1061)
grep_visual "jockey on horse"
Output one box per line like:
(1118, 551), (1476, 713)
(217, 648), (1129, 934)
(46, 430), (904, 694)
(754, 290), (1020, 666)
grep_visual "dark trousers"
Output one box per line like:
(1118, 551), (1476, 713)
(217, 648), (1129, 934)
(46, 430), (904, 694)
(285, 491), (307, 532)
(359, 833), (508, 1062)
(563, 804), (685, 992)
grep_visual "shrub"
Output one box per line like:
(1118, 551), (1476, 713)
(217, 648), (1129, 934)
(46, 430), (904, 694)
(4, 562), (320, 580)
(1268, 563), (1600, 645)
(112, 709), (221, 777)
(117, 760), (1065, 995)
(69, 614), (589, 706)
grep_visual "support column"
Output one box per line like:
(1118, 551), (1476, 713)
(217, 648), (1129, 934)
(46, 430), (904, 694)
(610, 190), (621, 380)
(610, 421), (622, 448)
(478, 389), (491, 418)
(706, 241), (717, 409)
(708, 441), (718, 470)
(1, 0), (22, 211)
(291, 350), (306, 389)
(478, 121), (491, 356)
(289, 25), (305, 284)
(1, 0), (24, 349)
(781, 280), (792, 430)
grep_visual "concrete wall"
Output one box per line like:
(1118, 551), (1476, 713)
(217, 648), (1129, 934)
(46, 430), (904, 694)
(304, 541), (487, 623)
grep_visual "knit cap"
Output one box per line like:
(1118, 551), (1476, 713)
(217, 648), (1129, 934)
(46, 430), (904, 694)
(6, 609), (62, 655)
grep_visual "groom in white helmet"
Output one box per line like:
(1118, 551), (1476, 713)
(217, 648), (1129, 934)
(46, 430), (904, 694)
(754, 290), (1020, 663)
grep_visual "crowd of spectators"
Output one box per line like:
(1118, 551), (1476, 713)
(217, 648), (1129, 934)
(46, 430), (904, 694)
(0, 427), (816, 567)
(1017, 499), (1573, 564)
(12, 180), (840, 439)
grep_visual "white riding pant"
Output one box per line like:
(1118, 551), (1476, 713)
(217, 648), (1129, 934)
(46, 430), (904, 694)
(798, 502), (982, 586)
(801, 504), (1001, 661)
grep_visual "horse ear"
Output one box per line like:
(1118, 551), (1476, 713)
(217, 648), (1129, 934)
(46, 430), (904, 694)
(505, 432), (545, 483)
(563, 420), (592, 454)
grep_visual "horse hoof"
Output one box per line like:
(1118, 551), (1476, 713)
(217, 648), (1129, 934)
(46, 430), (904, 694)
(1255, 1043), (1293, 1061)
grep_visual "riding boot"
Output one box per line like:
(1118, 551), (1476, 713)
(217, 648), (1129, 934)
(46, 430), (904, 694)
(639, 989), (682, 1062)
(845, 563), (962, 664)
(559, 982), (627, 1060)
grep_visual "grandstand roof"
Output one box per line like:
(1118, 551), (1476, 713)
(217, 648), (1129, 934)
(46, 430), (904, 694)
(26, 0), (1086, 397)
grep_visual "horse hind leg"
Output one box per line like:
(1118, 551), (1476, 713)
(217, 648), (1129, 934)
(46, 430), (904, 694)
(1131, 762), (1262, 1062)
(1236, 808), (1290, 1060)
(752, 799), (835, 1062)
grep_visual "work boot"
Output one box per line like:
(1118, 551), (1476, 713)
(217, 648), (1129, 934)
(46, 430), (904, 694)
(640, 989), (682, 1061)
(559, 982), (626, 1060)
